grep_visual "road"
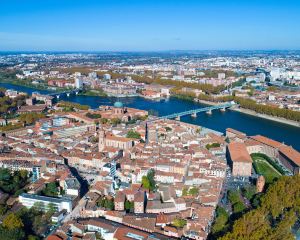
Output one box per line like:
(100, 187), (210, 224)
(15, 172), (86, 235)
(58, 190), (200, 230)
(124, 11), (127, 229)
(63, 194), (88, 222)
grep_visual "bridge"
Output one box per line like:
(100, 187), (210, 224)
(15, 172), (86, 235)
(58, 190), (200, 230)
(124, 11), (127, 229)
(147, 102), (236, 122)
(47, 89), (81, 98)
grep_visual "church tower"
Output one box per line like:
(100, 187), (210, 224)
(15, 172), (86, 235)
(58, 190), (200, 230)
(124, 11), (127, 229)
(98, 129), (106, 152)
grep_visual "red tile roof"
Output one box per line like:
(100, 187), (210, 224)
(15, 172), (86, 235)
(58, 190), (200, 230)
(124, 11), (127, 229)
(228, 142), (252, 163)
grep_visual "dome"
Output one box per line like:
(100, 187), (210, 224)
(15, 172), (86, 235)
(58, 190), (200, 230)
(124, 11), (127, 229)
(114, 101), (124, 108)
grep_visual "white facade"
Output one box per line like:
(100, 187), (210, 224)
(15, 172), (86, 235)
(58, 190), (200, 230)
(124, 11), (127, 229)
(75, 77), (83, 88)
(19, 193), (72, 212)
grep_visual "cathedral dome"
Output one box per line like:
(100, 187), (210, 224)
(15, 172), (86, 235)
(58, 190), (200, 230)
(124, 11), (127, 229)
(114, 101), (123, 108)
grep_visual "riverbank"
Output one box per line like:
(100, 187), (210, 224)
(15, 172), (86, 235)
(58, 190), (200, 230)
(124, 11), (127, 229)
(194, 98), (300, 128)
(1, 81), (300, 151)
(232, 108), (300, 128)
(78, 89), (107, 97)
(0, 79), (52, 92)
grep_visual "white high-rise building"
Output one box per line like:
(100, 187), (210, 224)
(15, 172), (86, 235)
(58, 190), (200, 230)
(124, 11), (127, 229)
(75, 77), (83, 89)
(103, 73), (111, 80)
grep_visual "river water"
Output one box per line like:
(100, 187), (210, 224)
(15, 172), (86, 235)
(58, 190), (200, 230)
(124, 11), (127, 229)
(1, 82), (300, 151)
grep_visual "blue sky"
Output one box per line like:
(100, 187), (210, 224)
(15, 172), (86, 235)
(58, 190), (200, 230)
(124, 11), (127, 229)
(0, 0), (299, 51)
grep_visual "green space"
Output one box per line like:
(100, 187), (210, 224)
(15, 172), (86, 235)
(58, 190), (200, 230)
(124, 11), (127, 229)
(210, 175), (300, 240)
(0, 168), (56, 239)
(218, 175), (300, 240)
(206, 142), (220, 150)
(0, 168), (29, 197)
(251, 153), (282, 183)
(85, 112), (101, 119)
(124, 200), (134, 213)
(126, 130), (141, 139)
(182, 186), (199, 196)
(96, 197), (114, 210)
(141, 169), (156, 191)
(172, 218), (187, 228)
(57, 101), (90, 111)
(0, 203), (56, 240)
(0, 88), (26, 117)
(78, 89), (107, 97)
(41, 182), (60, 198)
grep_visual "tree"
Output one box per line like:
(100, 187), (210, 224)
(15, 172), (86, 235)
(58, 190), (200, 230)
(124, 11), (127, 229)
(188, 187), (199, 196)
(111, 118), (121, 125)
(19, 170), (28, 180)
(86, 112), (101, 119)
(126, 130), (141, 139)
(242, 185), (256, 201)
(27, 235), (39, 240)
(3, 213), (24, 230)
(42, 182), (58, 197)
(206, 142), (221, 150)
(18, 113), (45, 125)
(219, 175), (300, 240)
(172, 218), (187, 228)
(125, 200), (134, 212)
(182, 187), (188, 196)
(0, 228), (25, 240)
(142, 176), (150, 190)
(32, 202), (45, 212)
(146, 169), (156, 191)
(210, 206), (229, 236)
(227, 190), (241, 205)
(100, 118), (108, 124)
(0, 204), (8, 216)
(165, 127), (172, 132)
(232, 201), (246, 214)
(47, 203), (57, 215)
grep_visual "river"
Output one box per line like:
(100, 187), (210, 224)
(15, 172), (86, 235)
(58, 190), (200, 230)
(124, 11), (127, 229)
(1, 82), (300, 151)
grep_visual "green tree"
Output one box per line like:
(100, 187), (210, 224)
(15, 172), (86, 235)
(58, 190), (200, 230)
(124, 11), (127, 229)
(0, 228), (25, 240)
(142, 176), (150, 190)
(124, 200), (134, 212)
(227, 190), (241, 205)
(232, 201), (246, 214)
(211, 206), (229, 236)
(0, 204), (8, 216)
(42, 182), (58, 197)
(188, 187), (199, 196)
(111, 118), (121, 125)
(182, 187), (188, 196)
(126, 130), (141, 139)
(32, 202), (45, 212)
(172, 218), (187, 228)
(47, 203), (57, 215)
(3, 213), (24, 230)
(27, 235), (39, 240)
(219, 175), (300, 240)
(242, 185), (256, 201)
(100, 118), (108, 124)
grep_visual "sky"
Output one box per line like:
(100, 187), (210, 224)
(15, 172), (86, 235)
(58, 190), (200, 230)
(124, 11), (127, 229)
(0, 0), (300, 51)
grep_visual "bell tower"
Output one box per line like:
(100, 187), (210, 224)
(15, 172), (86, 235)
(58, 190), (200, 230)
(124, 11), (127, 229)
(98, 129), (106, 152)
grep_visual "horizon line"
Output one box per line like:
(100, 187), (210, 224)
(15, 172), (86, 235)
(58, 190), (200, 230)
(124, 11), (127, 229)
(1, 49), (300, 53)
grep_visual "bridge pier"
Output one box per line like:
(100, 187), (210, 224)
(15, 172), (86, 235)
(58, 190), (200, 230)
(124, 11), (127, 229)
(206, 109), (212, 115)
(191, 112), (197, 118)
(175, 116), (180, 121)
